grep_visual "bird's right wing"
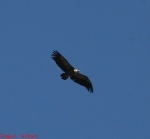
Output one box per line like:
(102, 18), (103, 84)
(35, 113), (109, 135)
(51, 50), (74, 72)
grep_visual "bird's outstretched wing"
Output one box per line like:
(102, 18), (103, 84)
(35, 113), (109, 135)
(51, 50), (74, 72)
(70, 73), (93, 93)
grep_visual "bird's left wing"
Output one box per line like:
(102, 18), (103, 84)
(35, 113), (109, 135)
(70, 73), (93, 93)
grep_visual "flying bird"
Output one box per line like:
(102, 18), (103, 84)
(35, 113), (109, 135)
(51, 50), (93, 93)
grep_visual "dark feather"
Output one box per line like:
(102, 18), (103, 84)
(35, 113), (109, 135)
(51, 50), (94, 93)
(70, 73), (93, 93)
(51, 50), (74, 72)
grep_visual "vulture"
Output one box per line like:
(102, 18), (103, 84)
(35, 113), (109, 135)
(51, 50), (93, 93)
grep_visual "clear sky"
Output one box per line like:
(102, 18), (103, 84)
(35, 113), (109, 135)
(0, 0), (150, 139)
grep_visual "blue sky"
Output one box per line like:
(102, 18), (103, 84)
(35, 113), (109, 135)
(0, 0), (150, 139)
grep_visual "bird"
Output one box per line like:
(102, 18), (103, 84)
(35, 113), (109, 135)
(51, 50), (93, 93)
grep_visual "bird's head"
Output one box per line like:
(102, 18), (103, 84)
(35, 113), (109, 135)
(74, 68), (80, 73)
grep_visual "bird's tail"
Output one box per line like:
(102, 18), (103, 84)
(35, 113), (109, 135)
(60, 73), (69, 80)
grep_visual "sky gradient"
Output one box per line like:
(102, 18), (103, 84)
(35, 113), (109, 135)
(0, 0), (150, 139)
